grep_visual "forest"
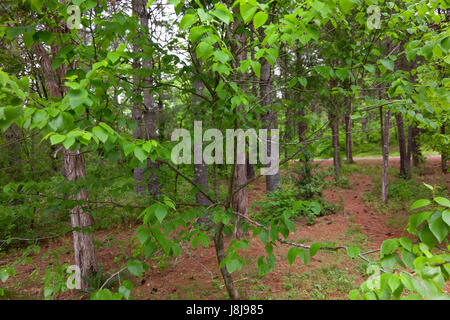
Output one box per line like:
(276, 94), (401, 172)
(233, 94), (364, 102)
(0, 0), (449, 301)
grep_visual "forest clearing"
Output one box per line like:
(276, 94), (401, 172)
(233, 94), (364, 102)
(0, 0), (449, 302)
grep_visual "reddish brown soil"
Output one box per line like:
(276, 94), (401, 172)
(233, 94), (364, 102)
(1, 157), (448, 300)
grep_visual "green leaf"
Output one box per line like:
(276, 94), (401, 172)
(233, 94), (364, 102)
(442, 210), (450, 227)
(127, 260), (144, 277)
(381, 239), (398, 258)
(154, 204), (168, 223)
(253, 11), (268, 29)
(398, 237), (413, 252)
(48, 115), (63, 131)
(339, 0), (355, 14)
(434, 197), (450, 208)
(62, 136), (76, 150)
(287, 247), (298, 265)
(30, 0), (44, 12)
(348, 289), (360, 300)
(298, 249), (308, 265)
(388, 275), (401, 292)
(196, 42), (214, 59)
(0, 106), (23, 132)
(118, 280), (133, 300)
(364, 64), (376, 74)
(134, 147), (147, 162)
(250, 60), (261, 79)
(423, 183), (434, 191)
(136, 226), (151, 244)
(179, 13), (197, 30)
(240, 2), (257, 24)
(50, 134), (66, 146)
(309, 243), (323, 257)
(419, 226), (437, 248)
(379, 59), (394, 72)
(410, 199), (431, 210)
(428, 212), (449, 243)
(92, 126), (108, 143)
(0, 270), (10, 282)
(211, 4), (232, 24)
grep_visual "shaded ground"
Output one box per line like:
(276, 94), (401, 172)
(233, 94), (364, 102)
(1, 157), (448, 299)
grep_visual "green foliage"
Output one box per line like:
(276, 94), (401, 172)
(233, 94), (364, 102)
(351, 189), (450, 300)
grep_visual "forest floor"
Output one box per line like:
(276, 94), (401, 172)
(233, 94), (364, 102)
(1, 157), (448, 300)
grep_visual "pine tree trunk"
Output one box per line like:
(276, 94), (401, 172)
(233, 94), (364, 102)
(441, 124), (448, 174)
(410, 125), (421, 167)
(192, 78), (211, 211)
(132, 0), (160, 198)
(64, 149), (98, 289)
(344, 114), (353, 163)
(329, 112), (340, 178)
(395, 113), (409, 178)
(231, 18), (249, 240)
(34, 42), (97, 288)
(380, 107), (391, 203)
(260, 58), (280, 192)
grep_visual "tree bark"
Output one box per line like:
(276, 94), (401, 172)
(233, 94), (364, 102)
(260, 57), (280, 193)
(409, 124), (422, 167)
(192, 78), (211, 211)
(214, 223), (240, 300)
(132, 0), (160, 198)
(380, 107), (391, 203)
(231, 20), (249, 240)
(395, 113), (409, 178)
(344, 113), (354, 164)
(441, 124), (448, 174)
(34, 41), (97, 288)
(329, 111), (340, 178)
(65, 149), (98, 289)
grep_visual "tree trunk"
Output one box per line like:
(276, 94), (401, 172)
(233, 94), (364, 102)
(329, 112), (340, 178)
(65, 149), (98, 289)
(232, 15), (249, 240)
(34, 42), (97, 288)
(441, 124), (448, 174)
(297, 109), (307, 143)
(246, 155), (255, 180)
(260, 58), (280, 192)
(410, 124), (422, 167)
(132, 0), (160, 198)
(344, 113), (354, 164)
(395, 113), (409, 178)
(361, 116), (369, 142)
(380, 107), (391, 203)
(192, 78), (211, 214)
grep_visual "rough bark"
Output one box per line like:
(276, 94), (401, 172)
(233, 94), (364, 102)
(214, 223), (240, 300)
(231, 21), (249, 240)
(132, 0), (160, 198)
(361, 116), (369, 142)
(329, 111), (340, 178)
(192, 78), (211, 210)
(260, 58), (280, 193)
(246, 156), (255, 180)
(65, 149), (98, 289)
(380, 107), (391, 203)
(441, 124), (448, 174)
(411, 125), (422, 167)
(344, 113), (354, 164)
(34, 41), (97, 288)
(395, 113), (409, 178)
